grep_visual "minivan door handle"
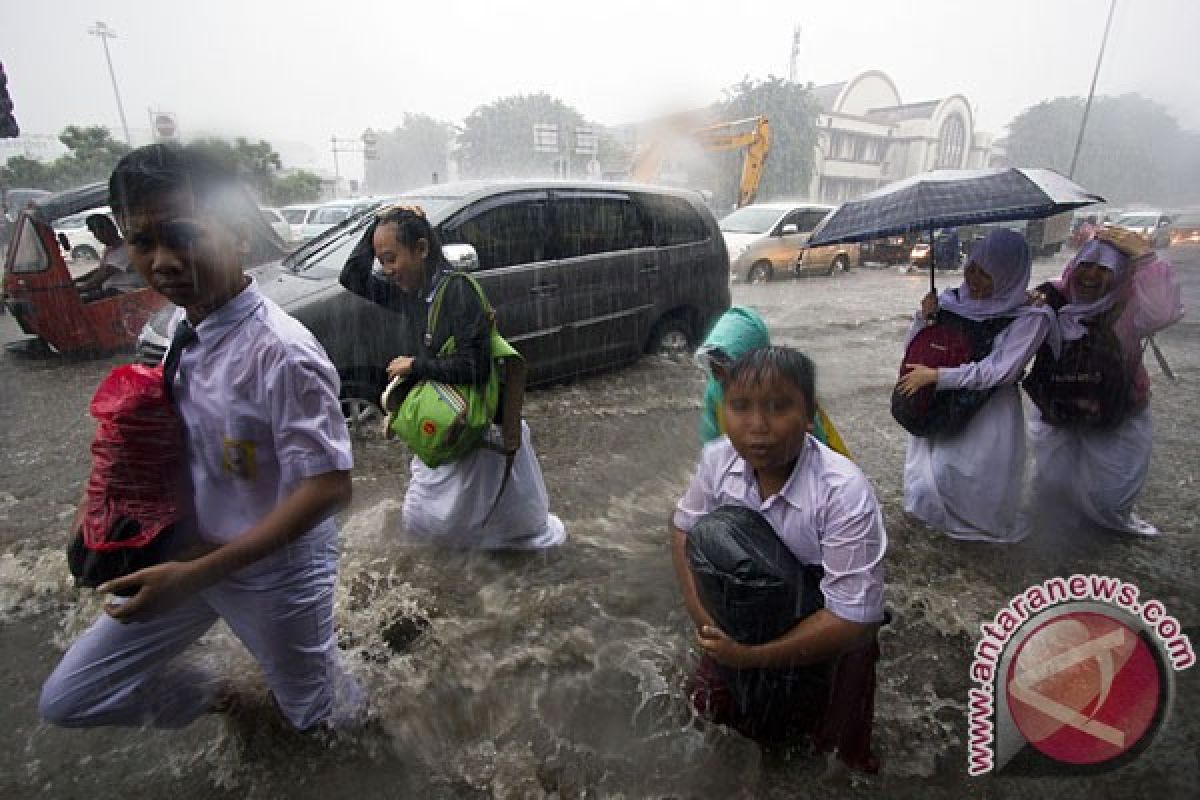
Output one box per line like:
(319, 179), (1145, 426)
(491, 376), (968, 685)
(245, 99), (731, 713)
(529, 282), (559, 296)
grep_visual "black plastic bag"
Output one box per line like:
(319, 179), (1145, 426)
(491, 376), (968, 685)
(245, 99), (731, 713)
(685, 505), (823, 645)
(67, 519), (184, 596)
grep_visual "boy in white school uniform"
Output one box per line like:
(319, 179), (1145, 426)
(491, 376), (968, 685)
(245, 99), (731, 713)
(40, 143), (363, 732)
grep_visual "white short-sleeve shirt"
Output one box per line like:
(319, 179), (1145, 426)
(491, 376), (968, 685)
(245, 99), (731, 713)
(100, 242), (144, 292)
(167, 278), (353, 580)
(674, 435), (887, 624)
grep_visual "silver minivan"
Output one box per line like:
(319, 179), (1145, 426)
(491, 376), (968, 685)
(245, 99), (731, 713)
(138, 180), (731, 426)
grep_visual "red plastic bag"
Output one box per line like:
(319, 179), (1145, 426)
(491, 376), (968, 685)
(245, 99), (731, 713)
(80, 364), (187, 551)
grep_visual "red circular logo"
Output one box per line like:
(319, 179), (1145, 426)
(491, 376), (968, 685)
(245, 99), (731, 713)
(1005, 611), (1163, 766)
(421, 420), (437, 437)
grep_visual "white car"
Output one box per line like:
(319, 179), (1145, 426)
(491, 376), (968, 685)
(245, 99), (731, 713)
(52, 206), (114, 262)
(1113, 210), (1172, 249)
(260, 207), (295, 244)
(297, 198), (386, 242)
(279, 203), (320, 242)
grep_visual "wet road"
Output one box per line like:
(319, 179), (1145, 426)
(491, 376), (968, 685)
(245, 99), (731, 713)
(0, 250), (1196, 798)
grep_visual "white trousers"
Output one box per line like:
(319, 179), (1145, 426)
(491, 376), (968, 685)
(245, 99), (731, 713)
(39, 535), (363, 731)
(1028, 406), (1158, 536)
(403, 421), (567, 550)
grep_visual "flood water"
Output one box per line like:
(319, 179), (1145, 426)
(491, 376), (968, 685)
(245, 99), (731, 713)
(1, 251), (1197, 799)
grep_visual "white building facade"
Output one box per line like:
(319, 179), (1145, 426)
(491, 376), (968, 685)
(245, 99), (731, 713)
(809, 70), (995, 204)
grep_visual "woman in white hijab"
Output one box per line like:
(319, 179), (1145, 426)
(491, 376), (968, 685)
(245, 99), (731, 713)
(1025, 229), (1184, 536)
(897, 229), (1055, 542)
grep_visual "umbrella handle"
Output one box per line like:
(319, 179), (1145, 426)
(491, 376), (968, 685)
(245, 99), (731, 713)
(929, 226), (936, 296)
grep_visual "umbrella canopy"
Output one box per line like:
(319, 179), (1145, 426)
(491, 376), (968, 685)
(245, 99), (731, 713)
(808, 168), (1103, 247)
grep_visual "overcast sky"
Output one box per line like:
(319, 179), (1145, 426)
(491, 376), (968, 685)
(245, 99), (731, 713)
(3, 0), (1197, 179)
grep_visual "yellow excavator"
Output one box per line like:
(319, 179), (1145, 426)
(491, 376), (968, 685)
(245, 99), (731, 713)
(630, 115), (770, 208)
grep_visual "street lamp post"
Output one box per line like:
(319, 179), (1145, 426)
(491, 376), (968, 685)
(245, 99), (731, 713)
(87, 21), (131, 146)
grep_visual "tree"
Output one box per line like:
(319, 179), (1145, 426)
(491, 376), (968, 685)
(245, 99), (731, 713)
(708, 77), (820, 211)
(457, 93), (594, 179)
(0, 155), (52, 188)
(190, 137), (283, 202)
(270, 170), (323, 206)
(1, 125), (130, 191)
(366, 113), (453, 192)
(1004, 93), (1200, 206)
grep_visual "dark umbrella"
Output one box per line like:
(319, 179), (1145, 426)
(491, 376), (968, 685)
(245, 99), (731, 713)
(808, 167), (1104, 292)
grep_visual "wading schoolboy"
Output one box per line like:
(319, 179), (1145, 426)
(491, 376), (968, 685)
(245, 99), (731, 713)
(40, 144), (363, 731)
(671, 346), (887, 770)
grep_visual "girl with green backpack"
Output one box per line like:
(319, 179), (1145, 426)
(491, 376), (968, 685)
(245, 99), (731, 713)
(340, 205), (566, 549)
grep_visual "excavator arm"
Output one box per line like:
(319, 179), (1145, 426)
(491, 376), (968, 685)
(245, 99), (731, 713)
(690, 117), (771, 207)
(630, 115), (770, 208)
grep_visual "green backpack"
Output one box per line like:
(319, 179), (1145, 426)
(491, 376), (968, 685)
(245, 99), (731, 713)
(386, 272), (520, 468)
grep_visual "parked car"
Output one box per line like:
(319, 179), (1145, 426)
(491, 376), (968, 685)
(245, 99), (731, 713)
(1112, 210), (1172, 249)
(1168, 211), (1200, 247)
(720, 202), (851, 282)
(137, 180), (731, 430)
(910, 229), (963, 269)
(298, 198), (385, 242)
(260, 207), (295, 244)
(860, 234), (916, 265)
(280, 203), (320, 241)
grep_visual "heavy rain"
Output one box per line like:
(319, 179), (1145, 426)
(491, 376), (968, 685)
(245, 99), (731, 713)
(1, 1), (1198, 798)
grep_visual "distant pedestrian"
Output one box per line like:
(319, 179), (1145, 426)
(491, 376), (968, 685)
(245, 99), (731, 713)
(897, 229), (1055, 542)
(340, 205), (565, 549)
(1023, 228), (1185, 535)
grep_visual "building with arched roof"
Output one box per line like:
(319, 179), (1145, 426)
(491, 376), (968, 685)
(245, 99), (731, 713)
(809, 69), (995, 203)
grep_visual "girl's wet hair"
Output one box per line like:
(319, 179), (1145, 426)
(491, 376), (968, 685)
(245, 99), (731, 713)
(723, 346), (817, 421)
(376, 206), (449, 277)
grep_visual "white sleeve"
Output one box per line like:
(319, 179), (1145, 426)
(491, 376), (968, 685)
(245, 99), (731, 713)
(672, 441), (723, 532)
(817, 469), (887, 624)
(266, 343), (354, 483)
(935, 314), (1049, 391)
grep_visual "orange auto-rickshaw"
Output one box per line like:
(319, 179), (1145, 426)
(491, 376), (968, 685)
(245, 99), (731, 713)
(2, 182), (286, 355)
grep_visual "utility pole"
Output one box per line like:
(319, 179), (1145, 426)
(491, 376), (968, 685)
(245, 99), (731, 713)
(788, 25), (802, 83)
(87, 21), (131, 146)
(1068, 0), (1116, 179)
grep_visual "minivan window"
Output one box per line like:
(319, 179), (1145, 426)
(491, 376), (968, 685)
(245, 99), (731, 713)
(442, 195), (549, 269)
(281, 208), (308, 224)
(555, 193), (644, 258)
(638, 194), (708, 246)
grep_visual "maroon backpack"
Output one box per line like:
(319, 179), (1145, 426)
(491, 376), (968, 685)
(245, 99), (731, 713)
(891, 309), (1012, 437)
(1022, 310), (1132, 429)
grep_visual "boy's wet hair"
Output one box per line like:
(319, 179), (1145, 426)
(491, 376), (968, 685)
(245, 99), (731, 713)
(376, 205), (450, 275)
(723, 346), (817, 422)
(108, 143), (244, 228)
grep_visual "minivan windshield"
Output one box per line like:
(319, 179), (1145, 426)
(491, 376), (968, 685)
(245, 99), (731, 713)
(718, 206), (784, 234)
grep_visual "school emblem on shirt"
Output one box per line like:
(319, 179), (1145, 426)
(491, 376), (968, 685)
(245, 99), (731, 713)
(221, 439), (257, 480)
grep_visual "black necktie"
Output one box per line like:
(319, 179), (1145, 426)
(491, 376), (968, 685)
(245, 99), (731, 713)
(162, 320), (197, 401)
